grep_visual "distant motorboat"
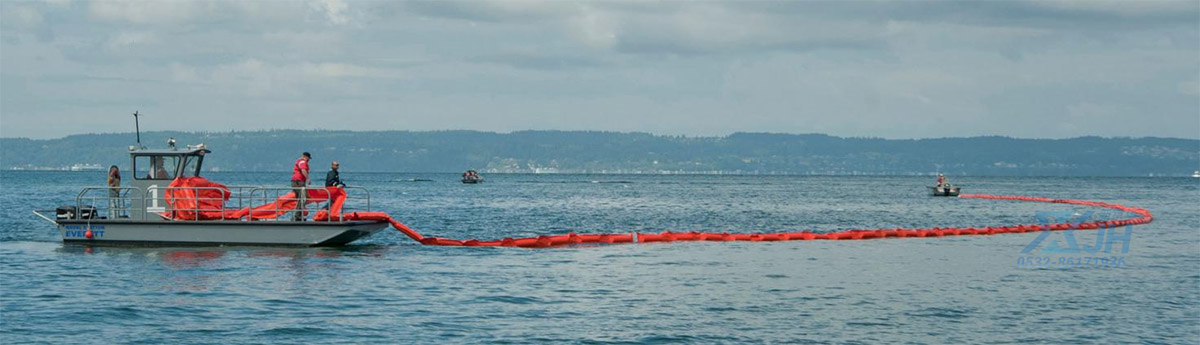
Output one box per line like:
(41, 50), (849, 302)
(1193, 171), (1199, 178)
(929, 184), (961, 197)
(461, 170), (483, 184)
(930, 174), (959, 196)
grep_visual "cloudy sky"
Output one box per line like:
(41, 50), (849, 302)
(1, 0), (1197, 139)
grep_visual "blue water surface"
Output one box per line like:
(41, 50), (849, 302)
(1, 171), (1197, 344)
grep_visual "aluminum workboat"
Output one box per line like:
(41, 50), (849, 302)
(34, 143), (388, 246)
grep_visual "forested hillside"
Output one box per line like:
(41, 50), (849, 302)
(2, 131), (1196, 176)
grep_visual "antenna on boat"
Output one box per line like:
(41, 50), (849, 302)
(133, 111), (143, 149)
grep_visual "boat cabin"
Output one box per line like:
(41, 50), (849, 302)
(125, 146), (209, 220)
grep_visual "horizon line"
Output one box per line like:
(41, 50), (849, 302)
(3, 129), (1197, 142)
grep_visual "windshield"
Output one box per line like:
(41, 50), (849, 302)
(135, 155), (179, 180)
(180, 155), (202, 178)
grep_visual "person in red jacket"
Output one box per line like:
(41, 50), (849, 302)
(291, 152), (311, 221)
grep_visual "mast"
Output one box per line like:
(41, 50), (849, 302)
(133, 111), (142, 148)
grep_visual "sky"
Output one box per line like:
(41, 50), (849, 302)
(1, 0), (1197, 140)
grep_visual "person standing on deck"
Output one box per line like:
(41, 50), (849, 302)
(291, 152), (311, 221)
(937, 173), (946, 187)
(107, 165), (122, 217)
(325, 161), (345, 188)
(323, 161), (345, 212)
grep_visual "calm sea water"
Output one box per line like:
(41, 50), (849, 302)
(1, 171), (1197, 344)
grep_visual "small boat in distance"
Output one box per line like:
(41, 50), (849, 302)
(461, 170), (483, 184)
(929, 173), (960, 197)
(1192, 170), (1199, 178)
(929, 184), (961, 197)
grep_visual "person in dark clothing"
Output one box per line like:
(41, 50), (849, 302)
(325, 161), (345, 188)
(322, 161), (345, 212)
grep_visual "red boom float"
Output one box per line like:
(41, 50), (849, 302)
(323, 194), (1154, 248)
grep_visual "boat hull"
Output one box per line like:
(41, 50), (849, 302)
(56, 220), (389, 247)
(928, 186), (961, 197)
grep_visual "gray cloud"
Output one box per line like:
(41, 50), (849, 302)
(1, 0), (1196, 139)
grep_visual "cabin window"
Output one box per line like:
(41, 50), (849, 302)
(180, 156), (202, 178)
(134, 155), (180, 180)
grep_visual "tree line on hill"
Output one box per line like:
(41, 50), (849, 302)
(2, 130), (1196, 176)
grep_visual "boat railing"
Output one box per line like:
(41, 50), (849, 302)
(74, 187), (141, 220)
(68, 185), (371, 222)
(145, 185), (253, 221)
(244, 186), (372, 222)
(339, 186), (372, 220)
(224, 186), (257, 211)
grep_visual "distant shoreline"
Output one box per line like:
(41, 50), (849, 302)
(4, 130), (1196, 177)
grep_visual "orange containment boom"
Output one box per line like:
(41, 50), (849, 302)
(162, 177), (350, 221)
(370, 193), (1154, 248)
(162, 182), (1154, 249)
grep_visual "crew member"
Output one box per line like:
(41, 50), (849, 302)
(291, 152), (311, 221)
(325, 161), (345, 188)
(148, 156), (170, 179)
(107, 165), (122, 217)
